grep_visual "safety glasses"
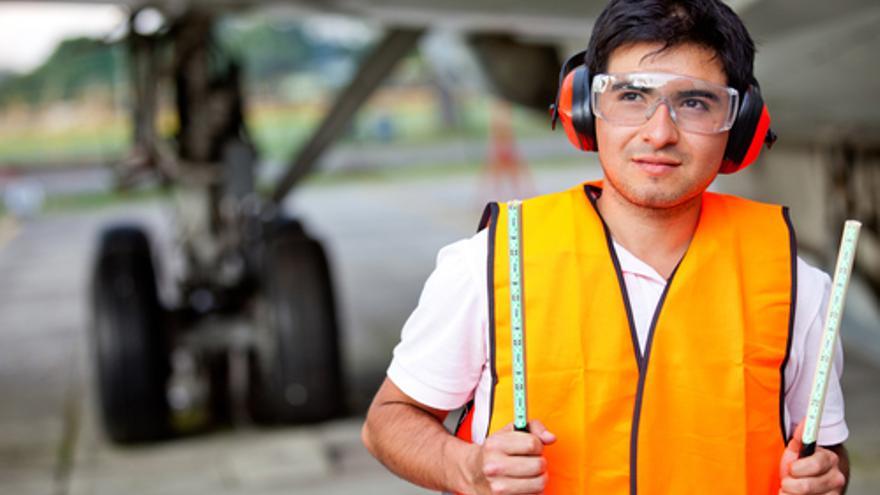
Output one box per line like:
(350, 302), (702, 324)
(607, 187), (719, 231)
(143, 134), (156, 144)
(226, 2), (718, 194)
(591, 72), (740, 134)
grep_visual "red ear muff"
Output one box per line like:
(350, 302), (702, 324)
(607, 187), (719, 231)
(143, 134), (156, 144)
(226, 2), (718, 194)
(720, 84), (777, 174)
(551, 51), (597, 152)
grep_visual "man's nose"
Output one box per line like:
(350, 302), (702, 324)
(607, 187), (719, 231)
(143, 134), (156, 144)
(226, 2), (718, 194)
(641, 99), (679, 148)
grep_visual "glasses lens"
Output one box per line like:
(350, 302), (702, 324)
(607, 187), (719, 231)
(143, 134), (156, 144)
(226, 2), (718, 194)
(592, 73), (738, 134)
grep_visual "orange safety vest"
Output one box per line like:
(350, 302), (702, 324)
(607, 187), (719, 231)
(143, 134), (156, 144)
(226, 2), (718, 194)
(457, 181), (796, 495)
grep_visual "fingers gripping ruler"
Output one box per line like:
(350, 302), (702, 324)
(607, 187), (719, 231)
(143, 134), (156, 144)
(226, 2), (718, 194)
(507, 201), (528, 432)
(799, 220), (861, 458)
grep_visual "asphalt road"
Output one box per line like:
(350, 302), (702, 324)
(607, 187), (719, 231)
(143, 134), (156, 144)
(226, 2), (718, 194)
(0, 162), (878, 494)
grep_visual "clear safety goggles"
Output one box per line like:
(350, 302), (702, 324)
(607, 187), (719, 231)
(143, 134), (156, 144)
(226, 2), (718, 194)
(591, 72), (740, 134)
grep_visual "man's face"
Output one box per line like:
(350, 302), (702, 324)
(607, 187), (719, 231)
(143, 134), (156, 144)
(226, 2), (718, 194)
(595, 42), (730, 210)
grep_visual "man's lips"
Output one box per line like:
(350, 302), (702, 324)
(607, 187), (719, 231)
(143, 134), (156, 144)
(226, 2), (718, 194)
(632, 155), (682, 167)
(632, 155), (682, 174)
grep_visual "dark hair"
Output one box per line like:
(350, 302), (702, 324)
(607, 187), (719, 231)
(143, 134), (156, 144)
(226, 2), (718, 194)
(585, 0), (756, 95)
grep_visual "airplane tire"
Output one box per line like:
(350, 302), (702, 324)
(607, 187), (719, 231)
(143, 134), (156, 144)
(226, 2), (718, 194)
(248, 222), (345, 424)
(90, 225), (170, 443)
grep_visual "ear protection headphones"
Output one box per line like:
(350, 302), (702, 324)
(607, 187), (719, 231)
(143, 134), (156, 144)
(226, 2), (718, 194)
(550, 50), (778, 174)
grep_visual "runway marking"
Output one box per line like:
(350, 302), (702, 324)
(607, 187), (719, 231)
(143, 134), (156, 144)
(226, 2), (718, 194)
(0, 215), (19, 250)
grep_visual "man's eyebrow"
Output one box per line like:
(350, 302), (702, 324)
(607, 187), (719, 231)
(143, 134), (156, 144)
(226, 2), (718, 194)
(611, 82), (655, 93)
(677, 89), (720, 101)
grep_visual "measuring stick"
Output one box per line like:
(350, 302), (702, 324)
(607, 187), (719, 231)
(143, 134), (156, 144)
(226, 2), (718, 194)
(799, 220), (861, 458)
(507, 201), (529, 432)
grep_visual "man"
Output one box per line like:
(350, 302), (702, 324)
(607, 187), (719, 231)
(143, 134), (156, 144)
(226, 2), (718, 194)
(362, 1), (849, 494)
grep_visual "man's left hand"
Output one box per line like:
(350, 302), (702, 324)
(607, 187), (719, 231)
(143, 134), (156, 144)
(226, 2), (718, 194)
(779, 421), (847, 495)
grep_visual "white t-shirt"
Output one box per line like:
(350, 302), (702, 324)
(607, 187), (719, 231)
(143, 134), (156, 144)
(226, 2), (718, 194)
(388, 228), (849, 446)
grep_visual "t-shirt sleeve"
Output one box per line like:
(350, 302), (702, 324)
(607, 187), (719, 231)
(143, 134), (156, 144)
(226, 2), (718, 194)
(387, 231), (488, 411)
(785, 257), (849, 446)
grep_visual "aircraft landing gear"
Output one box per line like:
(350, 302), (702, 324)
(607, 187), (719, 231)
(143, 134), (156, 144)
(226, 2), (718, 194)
(89, 8), (348, 444)
(89, 218), (345, 443)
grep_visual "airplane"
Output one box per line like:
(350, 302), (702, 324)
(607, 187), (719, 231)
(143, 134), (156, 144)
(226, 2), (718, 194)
(5, 0), (878, 444)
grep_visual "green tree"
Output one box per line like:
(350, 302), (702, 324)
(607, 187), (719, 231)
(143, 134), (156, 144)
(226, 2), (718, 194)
(0, 36), (123, 107)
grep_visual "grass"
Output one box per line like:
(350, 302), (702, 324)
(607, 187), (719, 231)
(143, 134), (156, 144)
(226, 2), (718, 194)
(42, 186), (172, 214)
(33, 155), (586, 217)
(1, 85), (573, 217)
(0, 118), (130, 165)
(0, 87), (555, 167)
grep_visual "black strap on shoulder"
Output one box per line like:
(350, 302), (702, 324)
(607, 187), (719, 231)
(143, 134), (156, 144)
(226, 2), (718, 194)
(478, 202), (499, 232)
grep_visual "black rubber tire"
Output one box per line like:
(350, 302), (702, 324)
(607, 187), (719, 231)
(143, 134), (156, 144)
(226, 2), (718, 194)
(248, 222), (345, 424)
(208, 352), (231, 425)
(90, 225), (170, 443)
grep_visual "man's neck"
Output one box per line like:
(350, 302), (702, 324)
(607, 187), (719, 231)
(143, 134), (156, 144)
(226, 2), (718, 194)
(595, 186), (702, 280)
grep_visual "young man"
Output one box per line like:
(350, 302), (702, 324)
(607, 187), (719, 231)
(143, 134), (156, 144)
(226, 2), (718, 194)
(362, 1), (849, 494)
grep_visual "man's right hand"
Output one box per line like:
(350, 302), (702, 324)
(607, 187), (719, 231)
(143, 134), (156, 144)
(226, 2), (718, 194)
(362, 379), (555, 495)
(467, 419), (556, 495)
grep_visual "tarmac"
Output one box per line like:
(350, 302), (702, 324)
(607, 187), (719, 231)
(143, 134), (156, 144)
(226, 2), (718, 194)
(0, 162), (878, 494)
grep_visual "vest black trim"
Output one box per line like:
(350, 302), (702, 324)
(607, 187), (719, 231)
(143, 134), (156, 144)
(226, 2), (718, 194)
(482, 202), (501, 441)
(779, 206), (798, 443)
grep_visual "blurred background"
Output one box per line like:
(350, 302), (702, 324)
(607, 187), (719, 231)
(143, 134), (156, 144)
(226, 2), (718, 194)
(0, 1), (877, 494)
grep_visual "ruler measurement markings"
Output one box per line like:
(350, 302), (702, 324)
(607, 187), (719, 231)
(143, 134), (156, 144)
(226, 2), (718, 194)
(508, 201), (528, 431)
(801, 220), (861, 455)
